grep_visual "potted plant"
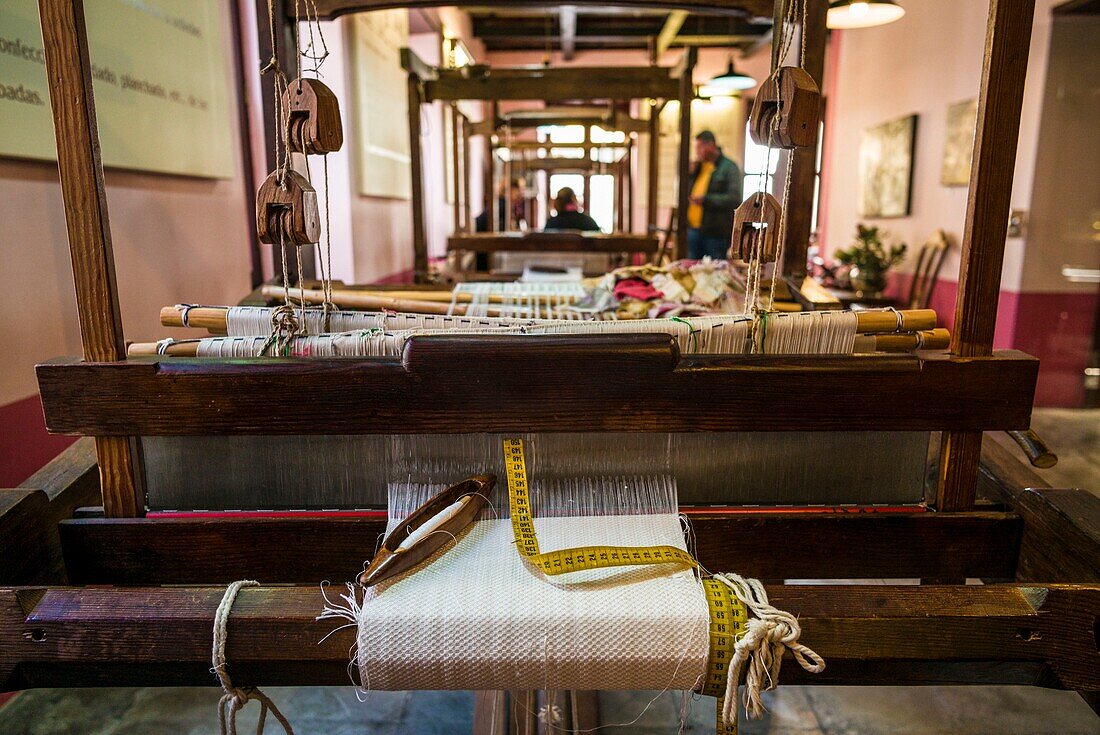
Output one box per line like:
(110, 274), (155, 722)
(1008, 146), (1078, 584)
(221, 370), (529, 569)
(833, 224), (907, 296)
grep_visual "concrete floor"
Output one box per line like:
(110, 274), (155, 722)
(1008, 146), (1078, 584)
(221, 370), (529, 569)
(4, 410), (1097, 733)
(0, 685), (1096, 734)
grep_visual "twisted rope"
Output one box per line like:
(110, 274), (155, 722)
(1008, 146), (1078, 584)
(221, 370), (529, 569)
(213, 580), (294, 735)
(713, 573), (825, 726)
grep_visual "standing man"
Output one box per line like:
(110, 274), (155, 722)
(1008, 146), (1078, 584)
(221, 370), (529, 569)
(686, 130), (742, 260)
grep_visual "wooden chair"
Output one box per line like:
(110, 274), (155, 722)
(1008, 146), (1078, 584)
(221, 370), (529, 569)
(906, 229), (951, 309)
(651, 206), (678, 265)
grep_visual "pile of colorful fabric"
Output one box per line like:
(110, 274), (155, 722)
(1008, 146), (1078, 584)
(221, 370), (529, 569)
(570, 258), (745, 319)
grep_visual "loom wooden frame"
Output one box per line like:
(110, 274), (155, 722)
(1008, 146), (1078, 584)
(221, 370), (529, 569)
(400, 47), (688, 276)
(5, 0), (1097, 724)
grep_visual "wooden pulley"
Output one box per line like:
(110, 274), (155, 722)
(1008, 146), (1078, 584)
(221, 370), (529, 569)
(256, 170), (320, 246)
(748, 67), (821, 149)
(730, 192), (782, 263)
(284, 78), (343, 154)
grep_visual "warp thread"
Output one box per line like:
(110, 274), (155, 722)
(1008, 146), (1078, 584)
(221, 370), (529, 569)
(213, 580), (294, 735)
(713, 573), (825, 726)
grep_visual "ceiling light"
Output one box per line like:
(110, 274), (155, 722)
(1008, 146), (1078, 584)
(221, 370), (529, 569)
(827, 1), (905, 29)
(703, 60), (756, 96)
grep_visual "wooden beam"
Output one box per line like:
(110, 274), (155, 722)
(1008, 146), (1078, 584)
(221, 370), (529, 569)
(448, 233), (658, 253)
(37, 0), (145, 519)
(424, 67), (679, 102)
(938, 0), (1036, 511)
(311, 1), (778, 20)
(37, 348), (1038, 436)
(675, 48), (697, 259)
(560, 5), (577, 61)
(646, 100), (662, 231)
(407, 69), (429, 281)
(57, 511), (1021, 586)
(979, 439), (1100, 583)
(656, 10), (689, 56)
(4, 584), (1097, 691)
(780, 0), (827, 279)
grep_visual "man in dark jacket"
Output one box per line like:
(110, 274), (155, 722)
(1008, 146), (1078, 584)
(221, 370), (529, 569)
(686, 130), (742, 260)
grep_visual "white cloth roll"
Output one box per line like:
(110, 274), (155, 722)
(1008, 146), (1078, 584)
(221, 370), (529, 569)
(354, 514), (710, 691)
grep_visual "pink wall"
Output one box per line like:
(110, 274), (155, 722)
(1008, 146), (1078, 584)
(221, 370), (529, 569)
(0, 0), (254, 485)
(306, 10), (488, 282)
(822, 0), (1095, 407)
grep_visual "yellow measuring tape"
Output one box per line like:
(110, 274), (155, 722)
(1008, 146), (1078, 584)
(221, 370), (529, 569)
(502, 437), (748, 733)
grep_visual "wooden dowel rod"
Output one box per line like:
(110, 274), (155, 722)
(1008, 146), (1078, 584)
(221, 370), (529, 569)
(162, 303), (939, 335)
(854, 309), (936, 333)
(129, 329), (949, 359)
(127, 341), (200, 357)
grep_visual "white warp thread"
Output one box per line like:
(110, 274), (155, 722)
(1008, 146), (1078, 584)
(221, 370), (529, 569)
(199, 310), (859, 358)
(713, 573), (825, 726)
(224, 305), (551, 337)
(213, 580), (293, 735)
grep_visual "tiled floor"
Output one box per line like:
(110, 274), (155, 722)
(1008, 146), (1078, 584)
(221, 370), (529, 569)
(0, 685), (1096, 734)
(4, 409), (1097, 733)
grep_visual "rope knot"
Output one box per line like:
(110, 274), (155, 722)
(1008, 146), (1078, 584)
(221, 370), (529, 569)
(714, 573), (825, 726)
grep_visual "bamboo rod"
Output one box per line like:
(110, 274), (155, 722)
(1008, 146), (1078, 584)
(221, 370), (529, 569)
(128, 329), (950, 359)
(162, 302), (939, 334)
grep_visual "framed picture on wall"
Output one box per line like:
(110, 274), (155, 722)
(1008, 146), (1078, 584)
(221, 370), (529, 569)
(858, 113), (918, 218)
(941, 98), (977, 186)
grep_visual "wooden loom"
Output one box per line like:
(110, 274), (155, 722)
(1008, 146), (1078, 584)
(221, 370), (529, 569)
(3, 0), (1099, 730)
(401, 46), (691, 280)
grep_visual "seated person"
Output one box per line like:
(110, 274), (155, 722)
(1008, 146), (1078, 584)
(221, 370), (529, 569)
(475, 179), (526, 233)
(543, 188), (601, 232)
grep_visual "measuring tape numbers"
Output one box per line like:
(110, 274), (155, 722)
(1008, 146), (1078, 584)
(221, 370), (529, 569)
(502, 437), (747, 733)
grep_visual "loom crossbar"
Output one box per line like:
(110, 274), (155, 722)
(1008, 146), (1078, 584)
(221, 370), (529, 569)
(56, 511), (1022, 586)
(37, 340), (1038, 436)
(3, 584), (1097, 692)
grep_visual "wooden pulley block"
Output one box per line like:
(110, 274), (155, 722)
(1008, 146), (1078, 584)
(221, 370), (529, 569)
(748, 67), (821, 149)
(284, 78), (343, 154)
(730, 192), (782, 263)
(256, 170), (320, 246)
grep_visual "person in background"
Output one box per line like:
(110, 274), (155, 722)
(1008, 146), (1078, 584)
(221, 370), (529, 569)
(543, 187), (601, 232)
(686, 130), (742, 260)
(475, 179), (526, 232)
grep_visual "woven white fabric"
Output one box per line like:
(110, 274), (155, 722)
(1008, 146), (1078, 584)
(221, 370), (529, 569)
(354, 514), (710, 691)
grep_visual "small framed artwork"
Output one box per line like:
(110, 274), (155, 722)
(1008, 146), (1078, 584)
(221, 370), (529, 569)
(858, 113), (918, 218)
(941, 98), (977, 186)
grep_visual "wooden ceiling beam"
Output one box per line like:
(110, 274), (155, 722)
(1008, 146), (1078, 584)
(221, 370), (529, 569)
(656, 10), (689, 56)
(560, 5), (577, 61)
(423, 66), (679, 102)
(310, 1), (776, 22)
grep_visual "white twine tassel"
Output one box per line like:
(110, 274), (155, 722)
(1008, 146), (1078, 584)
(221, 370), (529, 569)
(213, 580), (294, 735)
(713, 573), (825, 726)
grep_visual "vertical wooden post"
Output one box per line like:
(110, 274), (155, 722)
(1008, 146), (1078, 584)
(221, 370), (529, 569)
(38, 0), (144, 517)
(625, 138), (635, 232)
(645, 100), (661, 233)
(488, 103), (499, 233)
(407, 71), (428, 281)
(582, 124), (592, 215)
(451, 104), (462, 234)
(675, 47), (697, 259)
(781, 0), (827, 279)
(937, 0), (1035, 511)
(462, 114), (473, 232)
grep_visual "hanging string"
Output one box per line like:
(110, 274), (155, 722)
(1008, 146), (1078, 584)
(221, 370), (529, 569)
(213, 580), (294, 735)
(746, 0), (809, 353)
